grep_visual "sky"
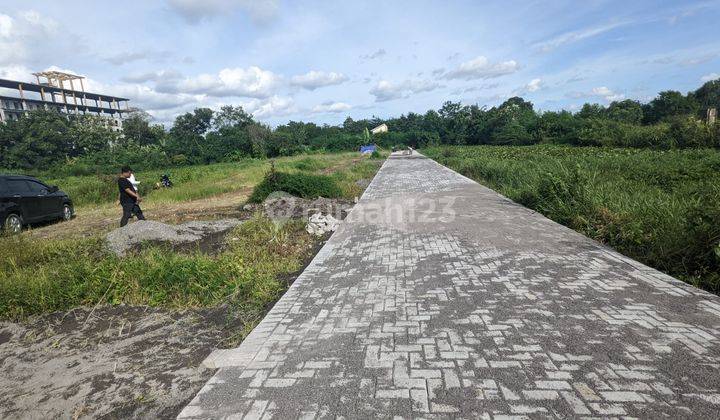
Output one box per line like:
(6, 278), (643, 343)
(0, 0), (719, 126)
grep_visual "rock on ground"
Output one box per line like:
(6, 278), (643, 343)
(306, 213), (340, 236)
(106, 219), (243, 256)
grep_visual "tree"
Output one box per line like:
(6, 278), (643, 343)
(8, 110), (73, 169)
(537, 111), (580, 144)
(171, 108), (214, 136)
(606, 100), (643, 124)
(213, 105), (253, 129)
(693, 80), (720, 117)
(122, 110), (164, 146)
(643, 90), (700, 124)
(576, 103), (605, 120)
(0, 119), (20, 169)
(465, 105), (490, 144)
(438, 101), (470, 144)
(69, 115), (118, 155)
(167, 108), (214, 162)
(487, 97), (539, 145)
(247, 123), (271, 158)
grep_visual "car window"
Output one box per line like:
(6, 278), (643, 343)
(26, 181), (49, 194)
(6, 179), (30, 193)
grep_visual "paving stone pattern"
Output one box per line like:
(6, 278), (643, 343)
(180, 152), (720, 419)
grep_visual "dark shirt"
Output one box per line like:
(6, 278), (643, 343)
(118, 177), (136, 204)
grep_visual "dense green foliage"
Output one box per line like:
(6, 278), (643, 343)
(0, 215), (314, 320)
(2, 80), (719, 175)
(248, 171), (343, 203)
(424, 145), (720, 293)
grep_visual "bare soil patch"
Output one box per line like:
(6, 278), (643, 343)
(0, 305), (230, 419)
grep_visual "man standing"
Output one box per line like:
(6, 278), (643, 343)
(119, 166), (145, 227)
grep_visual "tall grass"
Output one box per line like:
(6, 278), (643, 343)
(39, 152), (368, 208)
(424, 145), (720, 293)
(0, 216), (313, 320)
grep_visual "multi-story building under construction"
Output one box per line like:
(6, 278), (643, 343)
(0, 71), (130, 129)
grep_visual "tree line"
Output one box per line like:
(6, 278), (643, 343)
(1, 79), (719, 174)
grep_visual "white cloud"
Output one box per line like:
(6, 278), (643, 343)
(76, 73), (198, 112)
(121, 70), (182, 84)
(104, 50), (173, 65)
(290, 71), (348, 90)
(681, 53), (720, 66)
(526, 78), (543, 92)
(0, 65), (34, 82)
(244, 95), (296, 118)
(701, 73), (720, 82)
(0, 14), (13, 37)
(0, 11), (66, 66)
(312, 101), (351, 113)
(360, 49), (386, 60)
(167, 0), (278, 24)
(443, 56), (519, 80)
(591, 86), (625, 102)
(534, 21), (631, 52)
(370, 79), (442, 102)
(156, 66), (280, 98)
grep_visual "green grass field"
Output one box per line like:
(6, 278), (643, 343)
(0, 152), (384, 320)
(424, 145), (720, 293)
(42, 152), (379, 208)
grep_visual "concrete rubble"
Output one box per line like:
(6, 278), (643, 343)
(306, 213), (340, 236)
(242, 191), (354, 222)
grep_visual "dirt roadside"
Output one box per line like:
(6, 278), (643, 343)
(0, 305), (230, 419)
(25, 187), (253, 241)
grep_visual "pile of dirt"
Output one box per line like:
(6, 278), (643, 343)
(243, 191), (354, 221)
(106, 219), (243, 256)
(0, 305), (232, 419)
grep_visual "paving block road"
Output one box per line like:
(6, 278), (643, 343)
(180, 152), (720, 419)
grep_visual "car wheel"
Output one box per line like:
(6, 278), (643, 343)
(62, 204), (73, 221)
(3, 214), (22, 235)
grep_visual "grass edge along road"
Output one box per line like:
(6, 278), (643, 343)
(424, 145), (720, 294)
(0, 152), (384, 321)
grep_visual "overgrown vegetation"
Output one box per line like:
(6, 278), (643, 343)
(424, 145), (720, 294)
(0, 151), (385, 319)
(39, 152), (375, 208)
(248, 170), (342, 203)
(0, 215), (313, 320)
(1, 80), (719, 175)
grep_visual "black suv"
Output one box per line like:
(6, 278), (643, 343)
(0, 175), (74, 234)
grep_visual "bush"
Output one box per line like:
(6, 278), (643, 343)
(248, 170), (343, 203)
(518, 165), (596, 228)
(668, 116), (714, 148)
(622, 123), (674, 149)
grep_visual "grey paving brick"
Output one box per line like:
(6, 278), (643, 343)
(179, 151), (720, 419)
